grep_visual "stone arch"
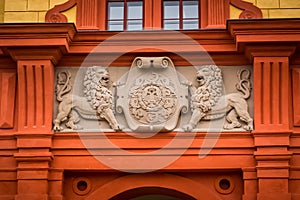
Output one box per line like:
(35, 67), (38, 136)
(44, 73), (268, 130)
(86, 173), (222, 200)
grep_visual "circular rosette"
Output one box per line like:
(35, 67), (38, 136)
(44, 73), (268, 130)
(129, 83), (177, 125)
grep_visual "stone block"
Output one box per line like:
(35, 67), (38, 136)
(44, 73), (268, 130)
(243, 0), (257, 5)
(230, 5), (242, 19)
(269, 9), (300, 18)
(50, 0), (69, 9)
(4, 12), (38, 23)
(38, 12), (46, 22)
(280, 0), (300, 8)
(5, 0), (27, 11)
(257, 0), (279, 8)
(261, 9), (269, 18)
(28, 0), (49, 11)
(0, 0), (4, 22)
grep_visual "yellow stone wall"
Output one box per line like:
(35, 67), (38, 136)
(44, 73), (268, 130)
(231, 0), (300, 18)
(1, 0), (76, 23)
(0, 0), (299, 23)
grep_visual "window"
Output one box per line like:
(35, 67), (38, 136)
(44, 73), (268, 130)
(163, 0), (199, 30)
(107, 0), (143, 31)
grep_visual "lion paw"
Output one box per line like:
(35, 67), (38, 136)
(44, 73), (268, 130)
(223, 122), (242, 130)
(182, 124), (194, 132)
(112, 124), (124, 131)
(53, 124), (63, 131)
(66, 121), (82, 130)
(243, 125), (253, 131)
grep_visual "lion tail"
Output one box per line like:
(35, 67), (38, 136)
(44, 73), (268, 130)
(236, 69), (251, 99)
(56, 71), (72, 102)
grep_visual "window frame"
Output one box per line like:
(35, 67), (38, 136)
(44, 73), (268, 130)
(162, 0), (201, 30)
(107, 0), (145, 31)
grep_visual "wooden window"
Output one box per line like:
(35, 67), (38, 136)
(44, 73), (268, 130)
(107, 0), (144, 31)
(163, 0), (199, 30)
(46, 0), (262, 30)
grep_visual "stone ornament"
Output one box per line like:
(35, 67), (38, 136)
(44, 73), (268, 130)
(129, 73), (177, 125)
(183, 65), (253, 131)
(53, 57), (253, 133)
(53, 67), (121, 131)
(115, 57), (189, 132)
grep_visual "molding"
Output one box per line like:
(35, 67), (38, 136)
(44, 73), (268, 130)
(244, 45), (296, 62)
(8, 48), (63, 65)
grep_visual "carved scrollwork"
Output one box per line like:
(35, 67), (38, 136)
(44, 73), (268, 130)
(230, 0), (262, 19)
(45, 0), (77, 23)
(46, 13), (68, 23)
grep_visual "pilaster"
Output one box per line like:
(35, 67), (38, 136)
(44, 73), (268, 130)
(248, 47), (294, 200)
(242, 168), (257, 200)
(7, 48), (61, 200)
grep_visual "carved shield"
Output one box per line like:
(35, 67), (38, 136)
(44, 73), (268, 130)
(115, 57), (189, 132)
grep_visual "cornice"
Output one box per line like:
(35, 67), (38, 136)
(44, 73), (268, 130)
(0, 20), (299, 59)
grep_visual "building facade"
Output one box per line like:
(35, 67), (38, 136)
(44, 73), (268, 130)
(1, 0), (300, 200)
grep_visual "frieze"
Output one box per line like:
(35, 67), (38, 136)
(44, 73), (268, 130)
(53, 57), (253, 133)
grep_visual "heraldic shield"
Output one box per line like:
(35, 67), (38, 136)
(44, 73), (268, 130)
(115, 57), (189, 132)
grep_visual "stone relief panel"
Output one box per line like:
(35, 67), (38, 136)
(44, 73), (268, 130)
(53, 67), (121, 132)
(53, 57), (253, 133)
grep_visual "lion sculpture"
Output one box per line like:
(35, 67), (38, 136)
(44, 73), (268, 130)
(183, 65), (253, 131)
(53, 67), (121, 131)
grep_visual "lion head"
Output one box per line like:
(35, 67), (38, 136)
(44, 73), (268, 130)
(83, 67), (113, 110)
(195, 65), (223, 107)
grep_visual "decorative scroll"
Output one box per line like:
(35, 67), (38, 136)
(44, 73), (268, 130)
(45, 0), (77, 23)
(230, 0), (263, 19)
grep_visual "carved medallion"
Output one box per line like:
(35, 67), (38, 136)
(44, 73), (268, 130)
(129, 73), (177, 125)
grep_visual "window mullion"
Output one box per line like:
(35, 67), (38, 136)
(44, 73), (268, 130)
(179, 0), (183, 29)
(124, 0), (127, 30)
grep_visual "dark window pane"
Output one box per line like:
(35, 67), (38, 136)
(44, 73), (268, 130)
(183, 1), (198, 19)
(164, 1), (179, 19)
(127, 20), (143, 30)
(108, 2), (124, 20)
(164, 20), (180, 30)
(128, 1), (143, 19)
(183, 19), (198, 29)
